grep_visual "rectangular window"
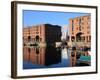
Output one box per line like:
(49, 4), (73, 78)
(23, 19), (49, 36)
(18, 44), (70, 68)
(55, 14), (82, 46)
(72, 20), (74, 31)
(79, 18), (81, 31)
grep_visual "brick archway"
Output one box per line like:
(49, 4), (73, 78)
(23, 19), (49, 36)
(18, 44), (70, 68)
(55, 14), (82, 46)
(35, 35), (41, 42)
(76, 32), (83, 42)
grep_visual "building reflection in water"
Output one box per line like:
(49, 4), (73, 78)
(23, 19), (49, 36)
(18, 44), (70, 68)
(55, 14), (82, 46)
(23, 46), (90, 69)
(70, 50), (77, 67)
(70, 49), (90, 67)
(23, 46), (61, 69)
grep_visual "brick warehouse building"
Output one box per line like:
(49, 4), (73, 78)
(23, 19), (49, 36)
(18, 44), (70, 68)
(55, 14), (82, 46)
(23, 24), (61, 45)
(69, 15), (91, 46)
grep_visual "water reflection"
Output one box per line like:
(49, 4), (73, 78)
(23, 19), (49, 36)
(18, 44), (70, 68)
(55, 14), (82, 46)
(23, 46), (61, 69)
(23, 46), (91, 69)
(70, 49), (91, 67)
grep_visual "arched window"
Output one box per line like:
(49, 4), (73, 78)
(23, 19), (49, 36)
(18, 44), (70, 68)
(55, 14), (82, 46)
(28, 36), (31, 42)
(35, 35), (39, 42)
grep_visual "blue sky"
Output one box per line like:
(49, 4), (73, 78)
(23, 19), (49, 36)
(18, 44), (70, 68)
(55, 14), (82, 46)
(23, 10), (90, 27)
